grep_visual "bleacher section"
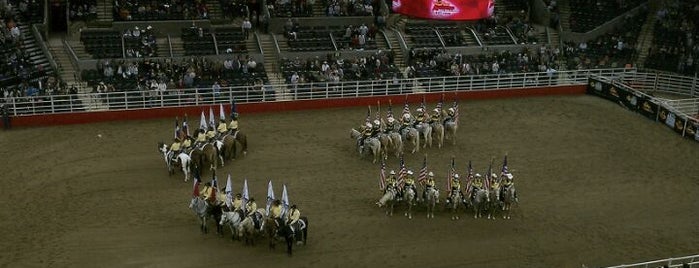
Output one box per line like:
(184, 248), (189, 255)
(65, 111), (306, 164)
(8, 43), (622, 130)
(644, 1), (698, 76)
(568, 0), (644, 33)
(404, 22), (442, 48)
(114, 0), (211, 21)
(182, 27), (216, 56)
(286, 26), (334, 51)
(215, 27), (248, 53)
(80, 30), (123, 58)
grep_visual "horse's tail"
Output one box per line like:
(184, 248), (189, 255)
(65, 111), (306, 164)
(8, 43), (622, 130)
(237, 132), (248, 152)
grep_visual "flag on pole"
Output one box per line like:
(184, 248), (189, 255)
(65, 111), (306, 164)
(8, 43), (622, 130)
(174, 117), (180, 139)
(465, 160), (473, 196)
(365, 106), (372, 124)
(266, 180), (275, 216)
(421, 95), (426, 110)
(209, 107), (216, 129)
(241, 179), (249, 213)
(225, 174), (233, 208)
(397, 156), (408, 190)
(446, 157), (455, 190)
(281, 184), (290, 218)
(375, 101), (381, 121)
(182, 114), (190, 137)
(379, 160), (387, 190)
(452, 97), (459, 123)
(500, 155), (509, 183)
(230, 98), (237, 118)
(192, 174), (200, 197)
(436, 94), (444, 111)
(209, 171), (218, 202)
(219, 103), (226, 121)
(387, 99), (394, 118)
(418, 155), (428, 185)
(199, 111), (207, 131)
(484, 160), (492, 190)
(403, 98), (410, 115)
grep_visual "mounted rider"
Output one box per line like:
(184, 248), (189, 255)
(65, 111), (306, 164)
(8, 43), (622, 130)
(502, 173), (518, 202)
(168, 137), (182, 163)
(429, 108), (441, 124)
(228, 112), (239, 136)
(448, 173), (463, 203)
(423, 171), (436, 200)
(443, 107), (456, 125)
(359, 121), (373, 149)
(195, 128), (208, 148)
(269, 199), (284, 227)
(471, 173), (484, 194)
(232, 193), (243, 212)
(385, 170), (398, 194)
(286, 204), (303, 244)
(205, 126), (217, 142)
(413, 107), (427, 128)
(246, 197), (262, 230)
(216, 118), (228, 138)
(403, 170), (417, 201)
(384, 115), (397, 133)
(399, 111), (414, 134)
(371, 119), (381, 136)
(181, 134), (193, 153)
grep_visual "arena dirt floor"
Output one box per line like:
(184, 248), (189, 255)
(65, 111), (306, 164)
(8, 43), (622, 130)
(1, 95), (697, 268)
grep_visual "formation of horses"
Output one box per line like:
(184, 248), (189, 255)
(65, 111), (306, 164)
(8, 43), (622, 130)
(377, 184), (518, 220)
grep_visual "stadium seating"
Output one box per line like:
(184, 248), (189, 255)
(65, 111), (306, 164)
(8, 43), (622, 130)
(215, 27), (248, 53)
(80, 30), (124, 59)
(568, 0), (644, 33)
(644, 1), (697, 75)
(114, 0), (210, 21)
(182, 27), (216, 56)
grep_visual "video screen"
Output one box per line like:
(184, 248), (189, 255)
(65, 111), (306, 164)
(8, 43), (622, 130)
(392, 0), (494, 20)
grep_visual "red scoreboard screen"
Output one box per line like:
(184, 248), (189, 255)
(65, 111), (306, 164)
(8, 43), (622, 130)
(392, 0), (494, 20)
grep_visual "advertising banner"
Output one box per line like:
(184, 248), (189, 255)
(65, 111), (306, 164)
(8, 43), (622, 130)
(392, 0), (494, 20)
(638, 96), (659, 120)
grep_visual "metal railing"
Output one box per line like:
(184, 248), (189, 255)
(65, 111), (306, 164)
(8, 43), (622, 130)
(604, 254), (699, 268)
(4, 68), (635, 116)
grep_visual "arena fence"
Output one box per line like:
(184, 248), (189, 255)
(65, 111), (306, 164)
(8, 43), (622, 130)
(5, 68), (633, 116)
(603, 254), (699, 268)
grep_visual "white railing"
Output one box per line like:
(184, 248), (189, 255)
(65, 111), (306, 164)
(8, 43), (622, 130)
(5, 68), (635, 116)
(624, 71), (698, 97)
(604, 254), (699, 268)
(661, 98), (699, 118)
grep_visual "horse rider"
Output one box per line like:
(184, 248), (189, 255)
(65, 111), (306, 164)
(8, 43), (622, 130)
(269, 199), (284, 227)
(168, 137), (182, 163)
(232, 193), (243, 212)
(195, 128), (208, 147)
(286, 204), (303, 243)
(399, 112), (413, 134)
(385, 170), (398, 194)
(216, 118), (228, 138)
(443, 107), (455, 125)
(403, 170), (417, 201)
(371, 119), (381, 136)
(448, 173), (463, 203)
(502, 173), (518, 202)
(471, 173), (484, 195)
(429, 108), (441, 124)
(413, 107), (426, 128)
(384, 116), (397, 133)
(228, 112), (239, 136)
(246, 197), (262, 230)
(181, 134), (193, 153)
(359, 121), (373, 149)
(423, 171), (436, 200)
(206, 126), (217, 142)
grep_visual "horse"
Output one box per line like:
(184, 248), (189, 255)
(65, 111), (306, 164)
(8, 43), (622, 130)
(189, 197), (222, 234)
(157, 143), (192, 182)
(350, 129), (382, 163)
(472, 188), (489, 219)
(220, 134), (236, 160)
(444, 119), (458, 145)
(376, 188), (396, 216)
(430, 122), (445, 149)
(237, 208), (266, 246)
(195, 143), (218, 172)
(424, 187), (439, 219)
(276, 217), (308, 256)
(231, 131), (248, 159)
(487, 187), (501, 220)
(501, 185), (517, 219)
(387, 131), (403, 157)
(212, 140), (226, 168)
(376, 133), (392, 160)
(400, 127), (420, 154)
(446, 190), (462, 220)
(403, 186), (416, 220)
(219, 209), (244, 241)
(414, 122), (433, 148)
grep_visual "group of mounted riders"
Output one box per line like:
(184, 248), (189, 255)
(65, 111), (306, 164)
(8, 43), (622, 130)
(166, 113), (241, 165)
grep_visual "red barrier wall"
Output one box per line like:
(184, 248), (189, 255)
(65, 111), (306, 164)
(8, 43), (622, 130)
(4, 85), (586, 128)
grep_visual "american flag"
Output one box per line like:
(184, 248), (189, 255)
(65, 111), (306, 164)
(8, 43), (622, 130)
(174, 117), (180, 139)
(182, 114), (190, 136)
(379, 160), (387, 190)
(436, 94), (444, 111)
(387, 100), (393, 118)
(192, 172), (200, 197)
(452, 98), (459, 122)
(446, 157), (455, 190)
(484, 161), (492, 190)
(230, 98), (237, 118)
(208, 107), (216, 129)
(209, 172), (218, 202)
(397, 156), (408, 190)
(418, 155), (428, 185)
(366, 106), (372, 123)
(465, 160), (473, 196)
(421, 95), (426, 110)
(500, 155), (509, 183)
(403, 99), (410, 115)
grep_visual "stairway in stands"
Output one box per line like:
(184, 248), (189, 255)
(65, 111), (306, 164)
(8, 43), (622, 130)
(208, 2), (224, 20)
(313, 1), (326, 16)
(634, 9), (657, 68)
(47, 38), (107, 110)
(382, 31), (405, 69)
(557, 0), (571, 31)
(96, 0), (113, 22)
(10, 5), (54, 85)
(169, 37), (186, 57)
(258, 34), (289, 100)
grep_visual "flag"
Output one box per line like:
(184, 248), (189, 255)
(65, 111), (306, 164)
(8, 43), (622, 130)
(281, 184), (290, 218)
(199, 111), (207, 131)
(209, 172), (218, 202)
(209, 107), (216, 129)
(403, 99), (410, 115)
(375, 101), (381, 121)
(379, 160), (387, 190)
(418, 155), (427, 185)
(219, 103), (226, 121)
(230, 98), (237, 118)
(266, 180), (275, 216)
(387, 99), (393, 118)
(397, 156), (407, 189)
(182, 114), (190, 136)
(225, 174), (233, 208)
(242, 179), (249, 213)
(452, 98), (459, 122)
(365, 106), (371, 123)
(446, 157), (455, 190)
(465, 160), (473, 195)
(500, 155), (509, 183)
(484, 161), (492, 190)
(421, 95), (426, 110)
(436, 94), (444, 111)
(192, 174), (200, 197)
(174, 117), (180, 139)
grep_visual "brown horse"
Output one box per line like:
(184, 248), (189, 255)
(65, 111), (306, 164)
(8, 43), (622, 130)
(190, 143), (218, 173)
(231, 131), (248, 159)
(221, 134), (236, 160)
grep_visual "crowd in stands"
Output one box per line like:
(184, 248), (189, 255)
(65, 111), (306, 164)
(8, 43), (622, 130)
(69, 0), (97, 21)
(123, 26), (158, 58)
(221, 0), (257, 19)
(568, 0), (644, 33)
(645, 0), (699, 76)
(85, 56), (266, 94)
(114, 0), (210, 21)
(280, 50), (399, 85)
(268, 0), (378, 17)
(268, 0), (314, 17)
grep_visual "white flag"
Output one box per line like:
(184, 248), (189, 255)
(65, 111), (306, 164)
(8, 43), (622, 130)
(199, 111), (207, 131)
(209, 107), (216, 129)
(219, 103), (226, 121)
(242, 179), (249, 213)
(281, 184), (290, 218)
(265, 180), (275, 216)
(225, 174), (233, 209)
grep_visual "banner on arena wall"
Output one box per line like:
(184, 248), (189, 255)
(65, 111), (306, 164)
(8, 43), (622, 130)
(672, 114), (687, 134)
(658, 106), (673, 129)
(616, 85), (641, 111)
(638, 96), (659, 120)
(392, 0), (494, 20)
(587, 78), (607, 98)
(682, 119), (698, 141)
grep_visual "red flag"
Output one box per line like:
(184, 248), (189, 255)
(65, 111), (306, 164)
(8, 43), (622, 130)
(418, 156), (428, 185)
(379, 160), (387, 190)
(192, 177), (200, 197)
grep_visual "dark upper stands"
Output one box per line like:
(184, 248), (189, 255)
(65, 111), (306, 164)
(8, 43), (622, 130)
(215, 27), (248, 54)
(114, 0), (210, 21)
(644, 1), (698, 76)
(69, 0), (98, 21)
(80, 30), (123, 58)
(568, 0), (644, 33)
(182, 27), (216, 56)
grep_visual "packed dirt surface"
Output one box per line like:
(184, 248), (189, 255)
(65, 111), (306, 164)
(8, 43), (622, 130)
(1, 95), (697, 268)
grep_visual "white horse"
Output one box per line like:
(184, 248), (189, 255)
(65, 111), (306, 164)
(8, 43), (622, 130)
(424, 187), (439, 219)
(376, 188), (396, 216)
(444, 119), (458, 145)
(501, 185), (517, 219)
(447, 190), (462, 220)
(472, 188), (489, 219)
(189, 197), (210, 233)
(159, 142), (192, 182)
(219, 210), (244, 241)
(387, 131), (403, 157)
(403, 186), (416, 220)
(414, 122), (432, 148)
(213, 140), (226, 168)
(350, 129), (383, 163)
(487, 187), (501, 220)
(400, 127), (420, 154)
(430, 122), (445, 149)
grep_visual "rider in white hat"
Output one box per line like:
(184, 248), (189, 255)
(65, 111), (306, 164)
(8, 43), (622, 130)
(429, 108), (441, 124)
(472, 173), (484, 191)
(384, 116), (397, 133)
(385, 170), (398, 194)
(423, 171), (436, 200)
(449, 173), (462, 203)
(403, 170), (417, 201)
(443, 107), (456, 125)
(414, 107), (426, 128)
(502, 173), (517, 202)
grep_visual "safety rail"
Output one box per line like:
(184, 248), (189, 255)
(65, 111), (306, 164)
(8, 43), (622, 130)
(4, 68), (634, 116)
(624, 72), (698, 97)
(661, 98), (699, 118)
(603, 254), (699, 268)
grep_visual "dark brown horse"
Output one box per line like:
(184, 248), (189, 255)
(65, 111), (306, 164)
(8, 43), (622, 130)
(231, 131), (248, 159)
(189, 143), (218, 174)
